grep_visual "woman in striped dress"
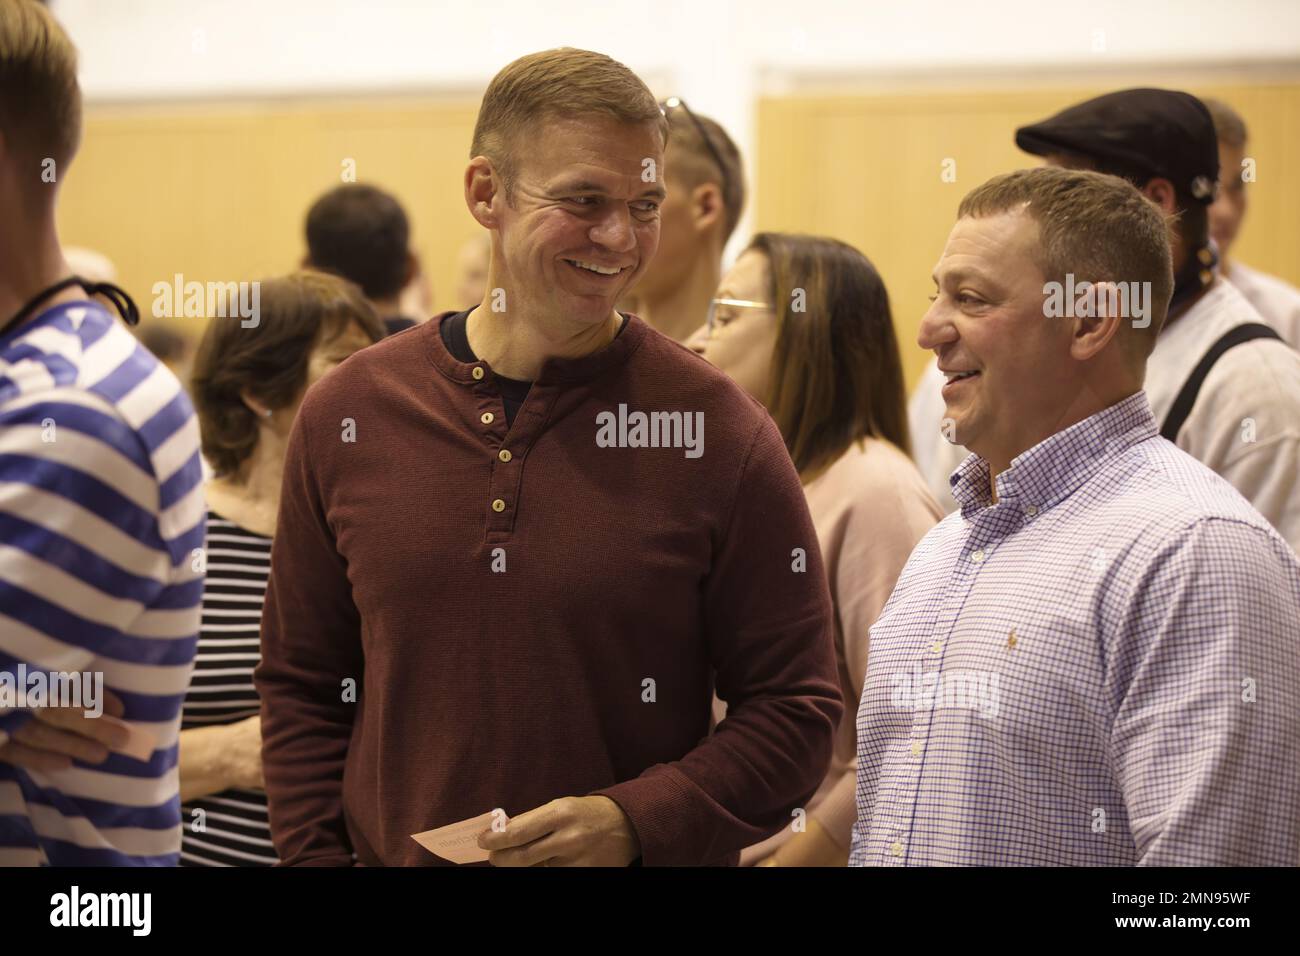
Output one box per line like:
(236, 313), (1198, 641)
(179, 272), (384, 865)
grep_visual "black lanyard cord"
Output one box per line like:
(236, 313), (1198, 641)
(89, 280), (141, 327)
(1, 276), (141, 341)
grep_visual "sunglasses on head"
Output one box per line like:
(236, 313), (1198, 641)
(660, 97), (732, 215)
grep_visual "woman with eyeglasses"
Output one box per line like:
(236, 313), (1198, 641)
(688, 233), (942, 866)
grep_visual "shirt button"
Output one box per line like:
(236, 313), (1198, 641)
(911, 741), (923, 757)
(931, 641), (942, 654)
(1025, 505), (1039, 517)
(491, 498), (506, 513)
(481, 412), (495, 425)
(498, 449), (512, 463)
(890, 842), (904, 857)
(971, 549), (986, 563)
(472, 366), (485, 380)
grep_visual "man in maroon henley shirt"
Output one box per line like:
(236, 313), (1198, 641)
(255, 48), (842, 867)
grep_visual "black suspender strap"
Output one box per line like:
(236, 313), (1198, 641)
(1160, 323), (1283, 441)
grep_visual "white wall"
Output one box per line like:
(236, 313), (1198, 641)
(55, 0), (1300, 103)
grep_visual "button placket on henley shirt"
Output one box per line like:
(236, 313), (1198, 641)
(255, 312), (843, 866)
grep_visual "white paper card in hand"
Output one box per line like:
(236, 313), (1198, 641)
(410, 810), (504, 864)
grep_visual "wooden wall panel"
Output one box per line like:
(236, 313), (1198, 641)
(56, 97), (484, 342)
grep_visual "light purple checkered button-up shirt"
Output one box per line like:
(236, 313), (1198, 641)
(850, 391), (1300, 866)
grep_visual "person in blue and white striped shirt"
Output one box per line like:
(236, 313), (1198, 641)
(852, 166), (1300, 867)
(0, 0), (204, 866)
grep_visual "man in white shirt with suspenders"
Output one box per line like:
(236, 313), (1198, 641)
(1015, 88), (1300, 553)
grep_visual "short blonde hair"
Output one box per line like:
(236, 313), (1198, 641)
(0, 0), (82, 168)
(958, 167), (1174, 351)
(470, 48), (668, 199)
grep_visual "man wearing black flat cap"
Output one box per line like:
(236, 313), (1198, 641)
(1014, 87), (1300, 552)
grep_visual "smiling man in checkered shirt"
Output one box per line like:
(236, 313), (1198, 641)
(850, 166), (1300, 867)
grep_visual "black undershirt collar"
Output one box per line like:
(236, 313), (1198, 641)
(440, 309), (628, 428)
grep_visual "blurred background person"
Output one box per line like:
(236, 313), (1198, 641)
(397, 249), (434, 324)
(138, 324), (193, 386)
(625, 99), (745, 341)
(1204, 97), (1300, 348)
(1017, 88), (1300, 552)
(304, 183), (421, 336)
(63, 243), (137, 320)
(179, 271), (383, 866)
(690, 233), (941, 866)
(62, 244), (118, 284)
(908, 356), (967, 515)
(451, 233), (490, 309)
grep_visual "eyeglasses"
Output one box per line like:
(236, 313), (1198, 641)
(661, 97), (732, 215)
(706, 297), (773, 334)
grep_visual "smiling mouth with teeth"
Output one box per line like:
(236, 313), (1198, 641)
(944, 370), (980, 383)
(565, 259), (626, 276)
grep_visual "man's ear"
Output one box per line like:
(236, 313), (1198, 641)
(691, 182), (724, 234)
(465, 157), (502, 229)
(1140, 177), (1178, 216)
(1070, 280), (1124, 361)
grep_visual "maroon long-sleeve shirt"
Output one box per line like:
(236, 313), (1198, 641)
(255, 313), (842, 866)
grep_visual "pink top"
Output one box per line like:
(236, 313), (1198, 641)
(737, 437), (942, 863)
